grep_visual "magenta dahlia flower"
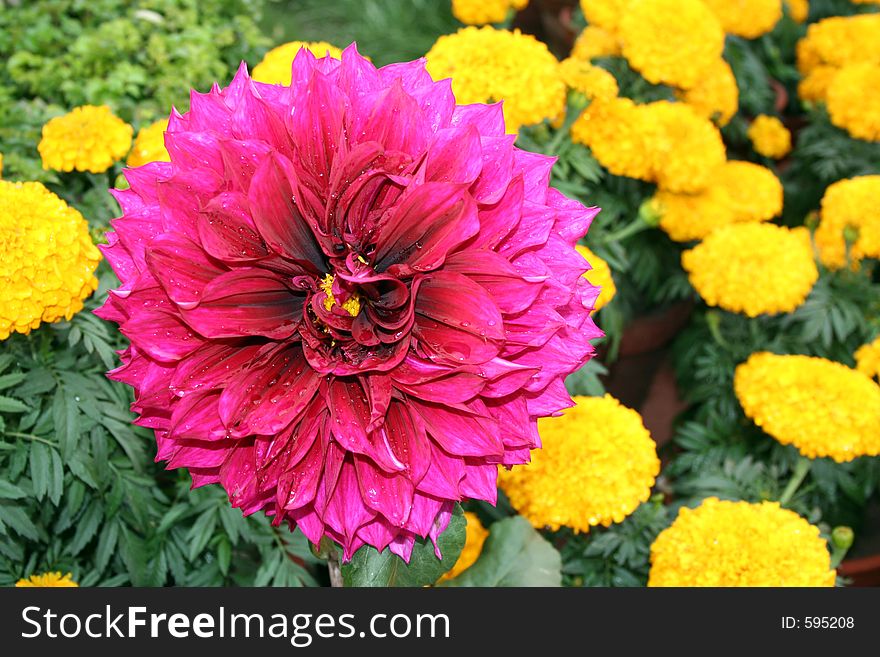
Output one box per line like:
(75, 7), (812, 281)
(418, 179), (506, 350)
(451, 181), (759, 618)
(97, 46), (601, 560)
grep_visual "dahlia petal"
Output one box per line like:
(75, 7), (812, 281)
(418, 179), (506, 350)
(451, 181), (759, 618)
(248, 153), (325, 270)
(277, 429), (324, 511)
(472, 173), (525, 251)
(187, 87), (234, 135)
(164, 130), (225, 177)
(443, 250), (541, 315)
(547, 187), (600, 243)
(231, 80), (292, 154)
(459, 462), (498, 503)
(411, 400), (504, 458)
(355, 518), (397, 553)
(169, 342), (263, 395)
(322, 462), (376, 554)
(166, 441), (231, 469)
(425, 125), (483, 185)
(145, 233), (226, 309)
(219, 343), (319, 436)
(414, 270), (504, 343)
(417, 444), (465, 500)
(374, 182), (479, 274)
(356, 79), (430, 155)
(451, 102), (507, 136)
(387, 534), (415, 562)
(287, 67), (349, 183)
(427, 501), (455, 558)
(514, 149), (555, 205)
(169, 390), (227, 441)
(121, 305), (203, 363)
(382, 402), (431, 484)
(327, 380), (405, 472)
(497, 200), (555, 257)
(354, 456), (414, 527)
(471, 135), (517, 205)
(199, 192), (270, 262)
(218, 138), (273, 192)
(181, 268), (304, 339)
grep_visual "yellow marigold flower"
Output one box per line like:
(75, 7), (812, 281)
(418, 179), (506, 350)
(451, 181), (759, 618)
(648, 498), (836, 587)
(815, 175), (880, 269)
(16, 572), (79, 587)
(579, 0), (629, 33)
(797, 65), (837, 103)
(855, 338), (880, 382)
(426, 27), (565, 134)
(796, 14), (880, 74)
(498, 394), (659, 532)
(653, 185), (736, 243)
(655, 161), (783, 242)
(716, 161), (784, 223)
(127, 119), (170, 168)
(682, 223), (817, 316)
(827, 63), (880, 143)
(571, 97), (661, 181)
(0, 181), (101, 340)
(440, 512), (489, 580)
(38, 105), (132, 174)
(702, 0), (782, 39)
(619, 0), (725, 90)
(748, 115), (792, 158)
(643, 101), (726, 194)
(252, 41), (343, 85)
(678, 58), (739, 127)
(452, 0), (526, 24)
(571, 25), (621, 61)
(735, 352), (880, 461)
(576, 244), (617, 311)
(558, 58), (619, 101)
(785, 0), (809, 22)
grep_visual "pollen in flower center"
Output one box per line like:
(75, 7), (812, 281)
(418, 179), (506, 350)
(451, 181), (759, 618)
(320, 274), (362, 317)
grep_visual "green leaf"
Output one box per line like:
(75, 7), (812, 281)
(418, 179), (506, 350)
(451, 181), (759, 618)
(48, 446), (64, 506)
(29, 442), (50, 501)
(440, 516), (562, 587)
(343, 505), (466, 587)
(0, 480), (26, 499)
(217, 538), (231, 577)
(0, 372), (26, 392)
(53, 387), (80, 458)
(0, 395), (29, 413)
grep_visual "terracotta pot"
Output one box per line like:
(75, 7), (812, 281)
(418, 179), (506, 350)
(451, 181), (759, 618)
(839, 554), (880, 587)
(770, 78), (789, 115)
(618, 300), (694, 358)
(514, 0), (579, 54)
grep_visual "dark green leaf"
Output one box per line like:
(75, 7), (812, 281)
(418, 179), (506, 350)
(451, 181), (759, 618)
(343, 505), (465, 587)
(440, 516), (562, 587)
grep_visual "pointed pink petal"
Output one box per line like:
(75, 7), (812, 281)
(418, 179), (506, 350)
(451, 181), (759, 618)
(180, 268), (304, 339)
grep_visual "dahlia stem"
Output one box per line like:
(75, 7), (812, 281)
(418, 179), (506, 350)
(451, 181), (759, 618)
(779, 457), (811, 507)
(327, 549), (344, 588)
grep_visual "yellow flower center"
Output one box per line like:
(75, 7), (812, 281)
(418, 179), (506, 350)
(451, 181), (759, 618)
(320, 274), (362, 317)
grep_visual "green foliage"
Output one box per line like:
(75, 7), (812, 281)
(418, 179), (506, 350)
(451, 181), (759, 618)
(261, 0), (458, 67)
(342, 505), (465, 587)
(0, 0), (269, 182)
(440, 516), (562, 587)
(559, 498), (670, 587)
